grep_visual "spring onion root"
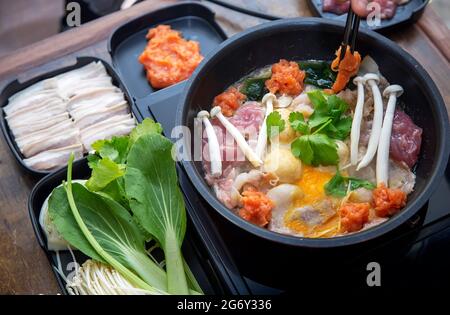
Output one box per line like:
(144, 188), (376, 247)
(255, 93), (276, 159)
(357, 73), (382, 170)
(211, 106), (262, 167)
(350, 76), (366, 165)
(198, 110), (222, 177)
(376, 85), (404, 186)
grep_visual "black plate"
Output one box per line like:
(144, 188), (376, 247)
(307, 0), (429, 32)
(28, 159), (230, 295)
(0, 57), (137, 178)
(108, 2), (227, 100)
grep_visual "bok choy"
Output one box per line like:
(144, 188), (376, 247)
(46, 118), (202, 295)
(125, 133), (189, 294)
(49, 155), (167, 293)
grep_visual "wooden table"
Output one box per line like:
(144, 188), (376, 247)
(0, 0), (449, 294)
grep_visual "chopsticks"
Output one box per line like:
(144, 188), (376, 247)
(340, 8), (361, 60)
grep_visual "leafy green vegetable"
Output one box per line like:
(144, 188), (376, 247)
(48, 155), (167, 293)
(324, 171), (376, 197)
(92, 136), (130, 164)
(129, 118), (163, 147)
(240, 73), (271, 101)
(289, 112), (310, 134)
(266, 111), (286, 138)
(125, 133), (189, 295)
(298, 60), (337, 89)
(86, 119), (162, 196)
(288, 90), (353, 166)
(86, 157), (125, 191)
(306, 90), (352, 141)
(291, 133), (339, 166)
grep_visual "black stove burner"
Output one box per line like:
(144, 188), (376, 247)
(143, 88), (450, 292)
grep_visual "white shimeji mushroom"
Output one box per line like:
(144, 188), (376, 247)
(357, 73), (383, 170)
(210, 106), (262, 167)
(275, 95), (293, 108)
(350, 76), (366, 166)
(255, 93), (276, 160)
(376, 85), (404, 186)
(198, 110), (222, 177)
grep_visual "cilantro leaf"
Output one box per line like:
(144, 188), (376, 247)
(325, 171), (376, 197)
(308, 134), (339, 166)
(266, 111), (286, 138)
(308, 113), (331, 129)
(306, 90), (352, 140)
(291, 136), (314, 165)
(289, 112), (310, 134)
(324, 116), (352, 140)
(291, 133), (338, 166)
(327, 94), (348, 120)
(307, 90), (328, 113)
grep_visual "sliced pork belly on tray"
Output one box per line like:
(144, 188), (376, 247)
(81, 117), (136, 151)
(66, 88), (124, 112)
(73, 102), (129, 130)
(5, 97), (64, 120)
(5, 99), (66, 125)
(23, 144), (84, 171)
(4, 61), (136, 171)
(3, 90), (61, 116)
(7, 78), (58, 104)
(10, 113), (70, 138)
(6, 104), (67, 130)
(61, 77), (113, 99)
(15, 119), (75, 149)
(55, 62), (108, 88)
(21, 128), (81, 158)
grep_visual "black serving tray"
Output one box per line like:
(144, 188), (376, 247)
(108, 1), (227, 101)
(28, 158), (230, 295)
(307, 0), (429, 33)
(0, 56), (138, 178)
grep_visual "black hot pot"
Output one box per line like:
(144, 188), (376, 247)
(177, 18), (449, 287)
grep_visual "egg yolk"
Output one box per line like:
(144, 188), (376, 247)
(284, 166), (340, 237)
(295, 166), (335, 207)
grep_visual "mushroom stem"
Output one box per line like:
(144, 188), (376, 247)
(198, 110), (222, 177)
(376, 85), (404, 186)
(255, 93), (276, 160)
(357, 73), (383, 170)
(350, 76), (366, 165)
(211, 106), (262, 167)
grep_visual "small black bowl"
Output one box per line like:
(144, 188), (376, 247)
(177, 18), (449, 251)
